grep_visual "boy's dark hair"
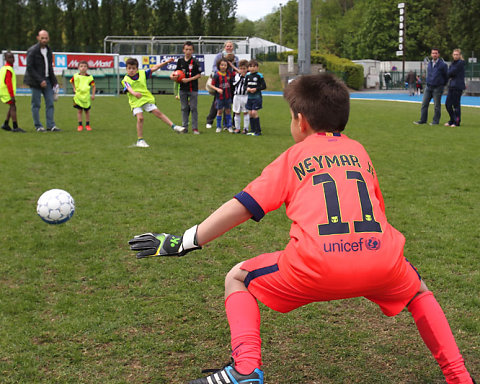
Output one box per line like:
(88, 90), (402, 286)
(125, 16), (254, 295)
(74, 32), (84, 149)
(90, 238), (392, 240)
(238, 59), (249, 68)
(4, 51), (14, 63)
(248, 59), (259, 67)
(216, 57), (228, 70)
(284, 73), (350, 132)
(184, 41), (194, 49)
(78, 60), (88, 67)
(125, 58), (139, 68)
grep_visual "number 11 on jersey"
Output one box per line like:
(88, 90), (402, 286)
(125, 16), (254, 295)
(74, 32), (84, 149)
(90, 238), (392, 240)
(313, 171), (382, 236)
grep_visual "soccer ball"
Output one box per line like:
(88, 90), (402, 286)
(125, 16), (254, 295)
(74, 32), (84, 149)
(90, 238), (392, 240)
(172, 70), (185, 83)
(37, 189), (75, 224)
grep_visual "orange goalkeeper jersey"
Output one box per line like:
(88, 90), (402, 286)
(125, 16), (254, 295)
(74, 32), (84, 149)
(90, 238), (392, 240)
(235, 132), (408, 296)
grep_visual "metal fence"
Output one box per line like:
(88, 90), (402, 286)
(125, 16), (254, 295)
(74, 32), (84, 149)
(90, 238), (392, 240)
(103, 36), (250, 56)
(465, 63), (480, 79)
(251, 45), (288, 61)
(380, 63), (480, 91)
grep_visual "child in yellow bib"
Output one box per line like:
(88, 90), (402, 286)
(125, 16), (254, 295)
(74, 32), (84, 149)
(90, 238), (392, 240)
(121, 57), (186, 148)
(1, 52), (25, 132)
(70, 60), (95, 131)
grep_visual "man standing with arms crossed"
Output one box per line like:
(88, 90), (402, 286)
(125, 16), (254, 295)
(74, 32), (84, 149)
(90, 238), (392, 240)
(24, 30), (61, 132)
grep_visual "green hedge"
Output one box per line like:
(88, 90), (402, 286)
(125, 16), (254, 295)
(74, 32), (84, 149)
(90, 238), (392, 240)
(280, 51), (364, 90)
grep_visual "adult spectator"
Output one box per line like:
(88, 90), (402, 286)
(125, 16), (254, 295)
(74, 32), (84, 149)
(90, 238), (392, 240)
(444, 49), (466, 127)
(383, 72), (392, 90)
(414, 48), (448, 126)
(24, 30), (60, 132)
(406, 70), (416, 96)
(206, 41), (238, 129)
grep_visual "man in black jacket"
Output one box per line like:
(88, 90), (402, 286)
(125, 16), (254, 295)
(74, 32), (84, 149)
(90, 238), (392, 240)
(24, 30), (60, 132)
(445, 49), (466, 127)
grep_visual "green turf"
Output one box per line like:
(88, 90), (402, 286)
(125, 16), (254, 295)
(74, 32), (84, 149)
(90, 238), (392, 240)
(0, 95), (478, 383)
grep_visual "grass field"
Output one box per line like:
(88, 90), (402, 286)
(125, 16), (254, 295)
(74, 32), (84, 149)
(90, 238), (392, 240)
(0, 94), (479, 383)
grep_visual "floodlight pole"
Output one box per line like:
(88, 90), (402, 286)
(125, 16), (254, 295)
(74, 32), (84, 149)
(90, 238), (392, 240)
(279, 3), (282, 49)
(298, 0), (311, 75)
(398, 3), (405, 82)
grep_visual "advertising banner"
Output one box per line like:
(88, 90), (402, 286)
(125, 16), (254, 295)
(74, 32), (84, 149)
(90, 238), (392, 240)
(64, 54), (115, 69)
(118, 55), (205, 74)
(2, 51), (117, 75)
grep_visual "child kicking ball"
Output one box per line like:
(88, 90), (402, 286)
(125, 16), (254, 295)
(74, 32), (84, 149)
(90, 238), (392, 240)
(122, 57), (186, 148)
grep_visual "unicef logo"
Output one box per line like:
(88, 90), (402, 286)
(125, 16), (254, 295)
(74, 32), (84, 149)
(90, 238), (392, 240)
(366, 237), (381, 251)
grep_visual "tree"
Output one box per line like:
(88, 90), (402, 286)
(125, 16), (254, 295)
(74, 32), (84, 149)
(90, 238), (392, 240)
(404, 0), (450, 59)
(448, 0), (480, 58)
(234, 18), (256, 37)
(0, 0), (30, 50)
(280, 1), (297, 48)
(100, 0), (114, 42)
(99, 0), (132, 42)
(118, 0), (135, 36)
(2, 0), (477, 58)
(64, 0), (78, 51)
(175, 0), (190, 35)
(45, 0), (63, 49)
(28, 0), (45, 41)
(341, 0), (398, 60)
(189, 0), (204, 35)
(85, 0), (102, 52)
(313, 0), (348, 54)
(258, 1), (296, 48)
(153, 0), (176, 35)
(134, 0), (152, 36)
(205, 0), (237, 36)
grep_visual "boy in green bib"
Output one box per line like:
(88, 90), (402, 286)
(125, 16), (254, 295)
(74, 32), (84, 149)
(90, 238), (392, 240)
(70, 60), (96, 131)
(122, 57), (186, 148)
(1, 52), (25, 133)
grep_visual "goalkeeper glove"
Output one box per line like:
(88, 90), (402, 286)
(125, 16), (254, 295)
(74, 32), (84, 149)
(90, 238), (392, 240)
(128, 225), (201, 259)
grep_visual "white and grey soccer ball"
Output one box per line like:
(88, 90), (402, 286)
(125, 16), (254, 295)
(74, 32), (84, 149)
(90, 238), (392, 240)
(37, 189), (75, 224)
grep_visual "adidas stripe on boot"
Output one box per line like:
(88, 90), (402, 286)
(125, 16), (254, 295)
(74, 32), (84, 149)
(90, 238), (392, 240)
(188, 361), (263, 384)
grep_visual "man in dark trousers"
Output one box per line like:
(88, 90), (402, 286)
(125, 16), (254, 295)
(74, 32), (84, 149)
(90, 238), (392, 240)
(414, 48), (448, 126)
(24, 30), (60, 132)
(445, 49), (466, 127)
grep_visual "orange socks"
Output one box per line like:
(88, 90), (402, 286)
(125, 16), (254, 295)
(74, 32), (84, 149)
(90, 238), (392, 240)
(225, 291), (262, 375)
(408, 291), (472, 383)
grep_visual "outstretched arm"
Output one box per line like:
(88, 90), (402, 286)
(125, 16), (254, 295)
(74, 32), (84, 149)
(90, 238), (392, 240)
(196, 198), (252, 245)
(228, 60), (240, 73)
(151, 57), (174, 73)
(129, 198), (253, 258)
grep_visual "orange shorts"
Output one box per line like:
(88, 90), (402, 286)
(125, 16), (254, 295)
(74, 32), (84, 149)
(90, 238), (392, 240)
(241, 251), (421, 317)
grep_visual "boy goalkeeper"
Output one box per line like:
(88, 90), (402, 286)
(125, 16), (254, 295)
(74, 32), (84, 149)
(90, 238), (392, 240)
(129, 73), (475, 384)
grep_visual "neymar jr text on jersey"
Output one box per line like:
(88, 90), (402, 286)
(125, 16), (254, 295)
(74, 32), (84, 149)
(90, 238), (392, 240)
(293, 154), (373, 182)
